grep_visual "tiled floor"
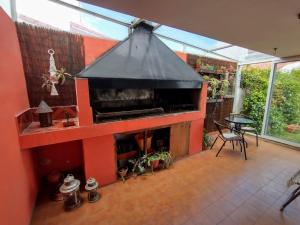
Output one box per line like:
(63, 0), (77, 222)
(31, 136), (300, 225)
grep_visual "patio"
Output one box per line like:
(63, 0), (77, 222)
(31, 136), (300, 225)
(1, 1), (300, 225)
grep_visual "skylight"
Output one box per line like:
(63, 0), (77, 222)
(12, 0), (279, 63)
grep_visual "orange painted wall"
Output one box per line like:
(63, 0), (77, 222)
(0, 9), (39, 225)
(75, 78), (93, 126)
(83, 36), (118, 65)
(189, 83), (208, 155)
(83, 37), (188, 65)
(33, 37), (117, 176)
(176, 51), (188, 62)
(36, 141), (83, 177)
(82, 135), (117, 185)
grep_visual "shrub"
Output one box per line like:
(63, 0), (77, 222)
(241, 67), (270, 133)
(241, 66), (300, 135)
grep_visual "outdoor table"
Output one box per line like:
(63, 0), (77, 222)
(224, 116), (254, 131)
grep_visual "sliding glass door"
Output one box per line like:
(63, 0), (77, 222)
(265, 61), (300, 144)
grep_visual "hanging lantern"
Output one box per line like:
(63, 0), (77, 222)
(85, 177), (100, 203)
(59, 174), (81, 210)
(36, 100), (53, 127)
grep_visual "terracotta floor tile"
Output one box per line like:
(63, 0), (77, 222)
(30, 136), (300, 225)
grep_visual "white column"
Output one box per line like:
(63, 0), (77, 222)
(232, 65), (243, 113)
(10, 0), (17, 21)
(261, 62), (276, 135)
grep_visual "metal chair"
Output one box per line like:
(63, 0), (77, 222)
(212, 120), (247, 160)
(280, 170), (300, 211)
(230, 113), (259, 147)
(239, 114), (259, 147)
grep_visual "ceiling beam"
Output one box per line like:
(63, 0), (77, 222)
(48, 0), (131, 27)
(210, 44), (234, 52)
(155, 33), (238, 62)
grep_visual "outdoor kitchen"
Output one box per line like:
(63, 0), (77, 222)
(16, 20), (207, 190)
(2, 1), (300, 225)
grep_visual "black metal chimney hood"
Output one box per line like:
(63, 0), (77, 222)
(77, 21), (203, 89)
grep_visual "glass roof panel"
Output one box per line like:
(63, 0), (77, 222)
(79, 1), (135, 24)
(16, 0), (128, 40)
(16, 0), (278, 63)
(214, 46), (249, 61)
(155, 25), (230, 50)
(214, 46), (278, 63)
(157, 36), (185, 53)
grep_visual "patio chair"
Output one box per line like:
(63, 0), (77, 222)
(239, 114), (259, 147)
(212, 120), (247, 160)
(280, 170), (300, 211)
(230, 113), (259, 147)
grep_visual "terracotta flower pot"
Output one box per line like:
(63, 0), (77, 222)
(151, 160), (160, 169)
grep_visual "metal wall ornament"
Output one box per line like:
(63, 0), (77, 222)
(48, 49), (59, 96)
(42, 49), (73, 96)
(85, 177), (100, 203)
(59, 174), (81, 210)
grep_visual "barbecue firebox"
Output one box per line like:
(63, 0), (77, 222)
(77, 21), (203, 123)
(90, 88), (200, 122)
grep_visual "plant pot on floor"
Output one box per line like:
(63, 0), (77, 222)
(151, 160), (160, 169)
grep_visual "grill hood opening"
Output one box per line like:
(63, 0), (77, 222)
(77, 21), (203, 89)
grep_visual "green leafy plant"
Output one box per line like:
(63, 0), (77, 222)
(205, 77), (231, 99)
(129, 155), (147, 175)
(219, 80), (230, 97)
(208, 78), (220, 99)
(241, 67), (270, 133)
(203, 75), (210, 81)
(241, 66), (300, 139)
(146, 151), (172, 169)
(55, 68), (72, 85)
(42, 67), (73, 91)
(203, 129), (213, 148)
(158, 151), (172, 168)
(146, 153), (160, 166)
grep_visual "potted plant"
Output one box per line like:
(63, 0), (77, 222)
(42, 67), (73, 93)
(118, 167), (128, 182)
(129, 155), (147, 176)
(219, 80), (230, 98)
(158, 151), (172, 169)
(147, 153), (161, 171)
(208, 78), (220, 101)
(63, 112), (75, 127)
(203, 130), (213, 150)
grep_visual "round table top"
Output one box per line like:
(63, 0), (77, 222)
(225, 116), (254, 125)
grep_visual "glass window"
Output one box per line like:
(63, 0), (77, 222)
(265, 61), (300, 144)
(239, 63), (272, 133)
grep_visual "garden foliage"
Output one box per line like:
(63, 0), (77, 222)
(241, 66), (300, 135)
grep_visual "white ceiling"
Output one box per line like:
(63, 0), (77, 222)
(81, 0), (300, 58)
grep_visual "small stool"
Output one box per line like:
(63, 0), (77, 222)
(280, 170), (300, 211)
